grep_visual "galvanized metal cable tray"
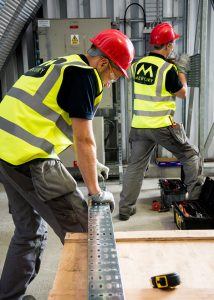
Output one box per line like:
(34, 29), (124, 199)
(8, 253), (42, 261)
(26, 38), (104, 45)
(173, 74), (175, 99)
(88, 202), (125, 300)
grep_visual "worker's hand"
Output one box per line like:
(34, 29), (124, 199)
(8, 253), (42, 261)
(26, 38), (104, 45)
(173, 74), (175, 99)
(89, 190), (115, 213)
(96, 160), (109, 180)
(174, 54), (190, 75)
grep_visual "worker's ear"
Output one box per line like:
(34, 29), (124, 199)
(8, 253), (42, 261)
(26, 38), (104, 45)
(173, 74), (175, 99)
(167, 42), (174, 50)
(164, 43), (170, 50)
(97, 56), (109, 71)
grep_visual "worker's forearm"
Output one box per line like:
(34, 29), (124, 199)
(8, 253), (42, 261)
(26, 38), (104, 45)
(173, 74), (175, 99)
(74, 139), (101, 195)
(178, 72), (187, 89)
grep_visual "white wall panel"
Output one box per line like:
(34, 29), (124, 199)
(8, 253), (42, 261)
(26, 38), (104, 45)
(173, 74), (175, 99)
(206, 2), (214, 158)
(186, 0), (214, 157)
(21, 34), (29, 72)
(67, 0), (80, 18)
(45, 0), (60, 18)
(90, 0), (106, 17)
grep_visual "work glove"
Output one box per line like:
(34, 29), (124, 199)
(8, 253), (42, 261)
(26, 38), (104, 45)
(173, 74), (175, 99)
(174, 53), (190, 75)
(96, 160), (109, 180)
(89, 190), (115, 213)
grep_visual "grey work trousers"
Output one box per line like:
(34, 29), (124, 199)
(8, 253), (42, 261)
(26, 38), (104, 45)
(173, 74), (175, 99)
(119, 126), (203, 216)
(0, 159), (88, 300)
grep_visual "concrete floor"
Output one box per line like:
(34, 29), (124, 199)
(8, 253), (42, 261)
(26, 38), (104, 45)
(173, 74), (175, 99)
(0, 178), (178, 299)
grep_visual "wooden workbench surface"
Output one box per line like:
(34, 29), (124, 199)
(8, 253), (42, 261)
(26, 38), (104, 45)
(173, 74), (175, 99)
(48, 230), (214, 300)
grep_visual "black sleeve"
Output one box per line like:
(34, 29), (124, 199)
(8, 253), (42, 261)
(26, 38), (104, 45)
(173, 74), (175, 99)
(165, 65), (183, 94)
(57, 66), (98, 120)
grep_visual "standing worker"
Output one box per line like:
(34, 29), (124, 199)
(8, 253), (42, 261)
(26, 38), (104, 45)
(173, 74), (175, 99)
(0, 29), (134, 299)
(119, 22), (203, 221)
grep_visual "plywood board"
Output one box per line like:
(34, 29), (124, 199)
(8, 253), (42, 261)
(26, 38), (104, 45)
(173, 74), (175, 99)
(49, 230), (214, 300)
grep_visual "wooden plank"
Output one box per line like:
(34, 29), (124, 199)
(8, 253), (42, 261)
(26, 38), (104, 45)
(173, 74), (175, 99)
(48, 233), (88, 300)
(49, 288), (214, 300)
(114, 230), (214, 241)
(48, 230), (214, 300)
(65, 232), (87, 242)
(156, 157), (178, 162)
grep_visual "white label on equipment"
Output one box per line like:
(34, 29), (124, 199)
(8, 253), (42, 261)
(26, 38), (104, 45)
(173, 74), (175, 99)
(38, 20), (50, 27)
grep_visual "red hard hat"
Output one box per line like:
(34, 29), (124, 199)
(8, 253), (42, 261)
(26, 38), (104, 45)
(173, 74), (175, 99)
(150, 22), (180, 45)
(90, 29), (135, 78)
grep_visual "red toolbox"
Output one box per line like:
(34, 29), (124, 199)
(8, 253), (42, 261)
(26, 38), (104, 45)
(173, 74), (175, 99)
(173, 177), (214, 230)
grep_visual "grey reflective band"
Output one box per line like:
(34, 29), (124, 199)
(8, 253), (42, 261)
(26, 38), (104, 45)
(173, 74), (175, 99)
(8, 86), (71, 140)
(134, 109), (175, 117)
(134, 94), (175, 102)
(0, 117), (54, 154)
(7, 60), (88, 141)
(156, 61), (171, 96)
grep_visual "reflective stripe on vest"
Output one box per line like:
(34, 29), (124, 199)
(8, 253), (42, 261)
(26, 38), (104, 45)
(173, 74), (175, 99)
(131, 56), (176, 128)
(0, 117), (54, 154)
(133, 109), (175, 117)
(0, 55), (103, 164)
(134, 94), (174, 102)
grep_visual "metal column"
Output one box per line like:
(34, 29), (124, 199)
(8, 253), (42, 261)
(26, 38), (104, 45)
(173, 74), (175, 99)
(199, 0), (208, 171)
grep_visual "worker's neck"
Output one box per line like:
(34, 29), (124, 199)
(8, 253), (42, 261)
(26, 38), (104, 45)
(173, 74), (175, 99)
(151, 49), (168, 58)
(85, 53), (99, 68)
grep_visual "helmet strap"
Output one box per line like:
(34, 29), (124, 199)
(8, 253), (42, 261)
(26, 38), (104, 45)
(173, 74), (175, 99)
(87, 46), (106, 57)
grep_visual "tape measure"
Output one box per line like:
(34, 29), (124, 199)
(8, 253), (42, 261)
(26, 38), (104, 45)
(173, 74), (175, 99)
(151, 272), (181, 289)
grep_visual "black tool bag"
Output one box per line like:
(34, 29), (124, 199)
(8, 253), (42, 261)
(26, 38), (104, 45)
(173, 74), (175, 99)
(173, 177), (214, 230)
(159, 179), (187, 209)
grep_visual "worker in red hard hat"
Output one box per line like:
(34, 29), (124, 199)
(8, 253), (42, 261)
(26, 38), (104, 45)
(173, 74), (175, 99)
(89, 28), (134, 78)
(119, 22), (204, 221)
(0, 28), (134, 299)
(150, 22), (180, 45)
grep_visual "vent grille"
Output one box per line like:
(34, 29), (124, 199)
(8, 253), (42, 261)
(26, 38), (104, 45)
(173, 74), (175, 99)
(0, 0), (43, 74)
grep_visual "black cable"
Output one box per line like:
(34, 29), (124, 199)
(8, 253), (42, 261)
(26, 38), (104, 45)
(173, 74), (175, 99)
(104, 119), (115, 144)
(123, 2), (147, 34)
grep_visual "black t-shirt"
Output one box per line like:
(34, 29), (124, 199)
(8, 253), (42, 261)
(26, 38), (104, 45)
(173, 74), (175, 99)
(148, 52), (183, 94)
(57, 55), (99, 120)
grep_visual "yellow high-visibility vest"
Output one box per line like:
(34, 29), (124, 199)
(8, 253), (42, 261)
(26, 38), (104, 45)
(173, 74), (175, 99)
(131, 55), (176, 128)
(0, 54), (103, 165)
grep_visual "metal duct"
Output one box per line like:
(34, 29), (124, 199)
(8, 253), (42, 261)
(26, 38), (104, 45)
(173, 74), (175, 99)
(0, 0), (43, 74)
